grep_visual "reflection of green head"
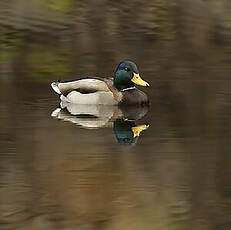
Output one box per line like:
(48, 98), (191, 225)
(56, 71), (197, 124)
(113, 118), (149, 146)
(113, 119), (138, 146)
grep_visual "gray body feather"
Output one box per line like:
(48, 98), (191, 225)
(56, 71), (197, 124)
(51, 78), (122, 105)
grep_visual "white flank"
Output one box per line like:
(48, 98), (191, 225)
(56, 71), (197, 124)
(60, 95), (70, 102)
(64, 91), (117, 105)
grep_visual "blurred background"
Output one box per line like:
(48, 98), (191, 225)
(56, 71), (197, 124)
(1, 0), (231, 229)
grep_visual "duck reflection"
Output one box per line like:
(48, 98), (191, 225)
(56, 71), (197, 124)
(114, 119), (149, 146)
(51, 102), (149, 146)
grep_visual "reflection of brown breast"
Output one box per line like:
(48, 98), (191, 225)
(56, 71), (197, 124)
(120, 88), (149, 106)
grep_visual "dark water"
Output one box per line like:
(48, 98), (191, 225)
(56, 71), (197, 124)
(1, 1), (231, 230)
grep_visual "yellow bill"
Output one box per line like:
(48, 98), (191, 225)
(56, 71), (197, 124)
(132, 124), (149, 138)
(131, 73), (150, 87)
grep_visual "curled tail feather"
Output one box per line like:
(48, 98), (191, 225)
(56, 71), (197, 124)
(51, 82), (61, 94)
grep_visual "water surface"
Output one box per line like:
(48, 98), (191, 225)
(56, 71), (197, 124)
(1, 1), (231, 229)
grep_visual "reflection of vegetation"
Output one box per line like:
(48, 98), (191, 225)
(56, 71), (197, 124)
(0, 30), (24, 64)
(0, 29), (73, 82)
(34, 0), (75, 13)
(0, 0), (230, 82)
(26, 44), (72, 81)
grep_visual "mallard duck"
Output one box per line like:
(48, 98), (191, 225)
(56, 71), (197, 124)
(51, 61), (150, 105)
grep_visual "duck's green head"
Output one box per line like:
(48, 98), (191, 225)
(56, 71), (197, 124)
(114, 61), (150, 91)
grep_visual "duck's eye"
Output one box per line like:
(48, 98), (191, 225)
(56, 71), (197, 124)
(124, 67), (130, 72)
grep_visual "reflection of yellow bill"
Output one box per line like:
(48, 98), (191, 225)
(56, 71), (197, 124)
(131, 73), (150, 87)
(132, 124), (149, 138)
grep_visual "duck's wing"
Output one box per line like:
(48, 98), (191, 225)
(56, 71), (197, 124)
(51, 77), (111, 96)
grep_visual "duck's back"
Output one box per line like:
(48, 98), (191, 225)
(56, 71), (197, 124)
(51, 77), (122, 105)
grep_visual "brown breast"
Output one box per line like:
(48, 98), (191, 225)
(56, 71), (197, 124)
(119, 88), (149, 106)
